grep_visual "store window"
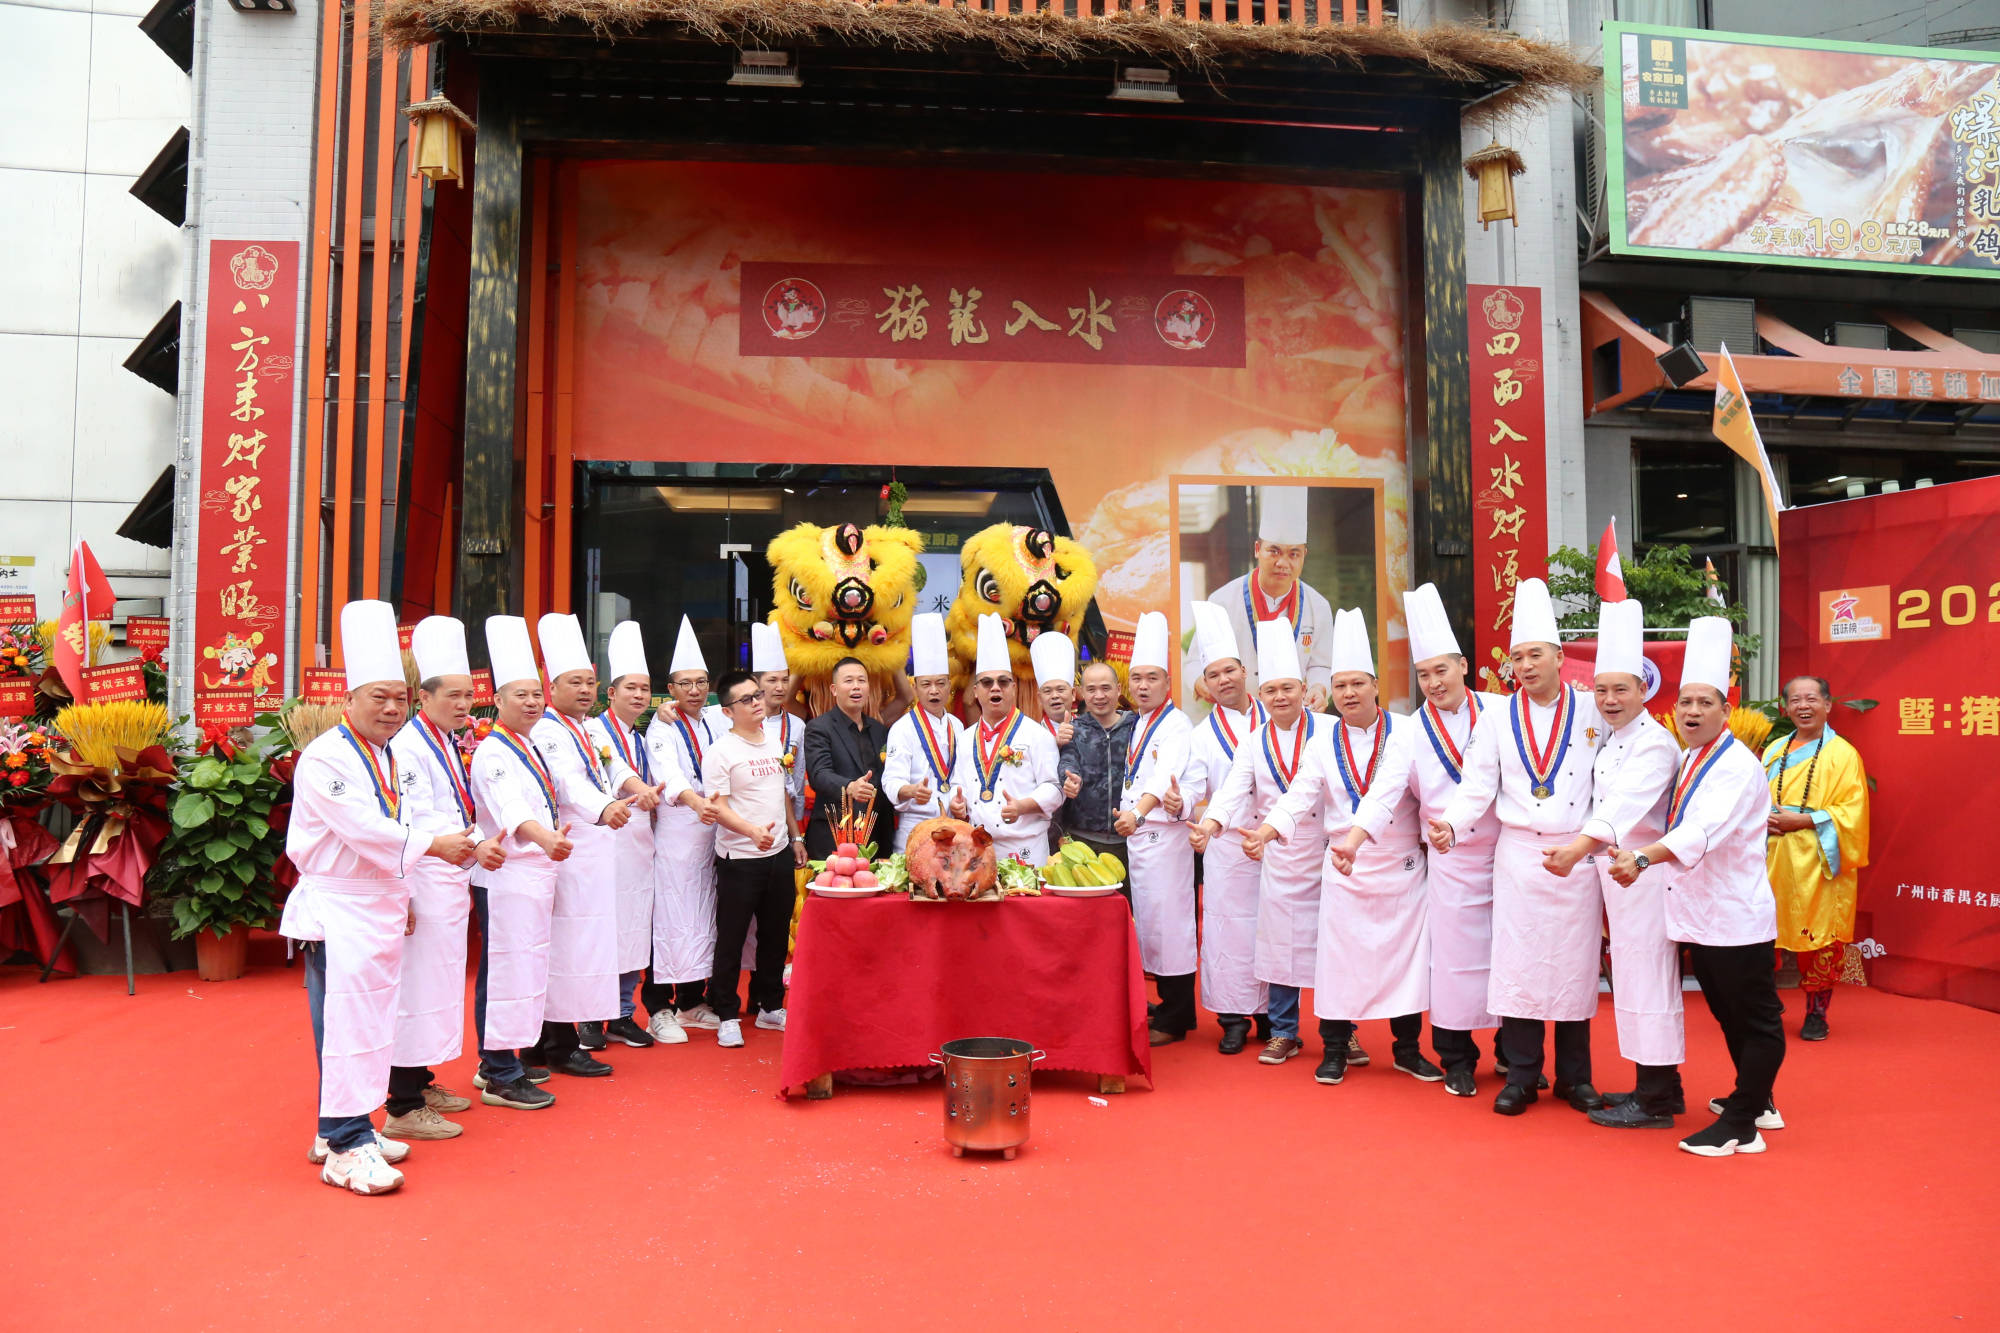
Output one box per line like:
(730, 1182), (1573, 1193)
(1784, 451), (2000, 506)
(1636, 443), (1736, 546)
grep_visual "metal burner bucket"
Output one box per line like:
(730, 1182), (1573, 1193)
(930, 1037), (1045, 1160)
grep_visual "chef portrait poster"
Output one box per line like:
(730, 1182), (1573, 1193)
(1605, 23), (2000, 278)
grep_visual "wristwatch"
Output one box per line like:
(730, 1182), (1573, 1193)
(1632, 852), (1651, 871)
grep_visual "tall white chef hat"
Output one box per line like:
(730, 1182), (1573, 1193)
(749, 621), (785, 675)
(607, 620), (649, 684)
(1256, 617), (1303, 685)
(410, 615), (470, 682)
(1508, 577), (1561, 650)
(910, 612), (949, 678)
(669, 615), (708, 678)
(485, 615), (539, 691)
(536, 613), (593, 680)
(1680, 616), (1734, 698)
(974, 613), (1010, 676)
(1189, 600), (1240, 674)
(1129, 611), (1171, 674)
(1030, 630), (1075, 686)
(1403, 582), (1463, 664)
(1328, 607), (1375, 677)
(1257, 486), (1310, 546)
(340, 600), (404, 692)
(1594, 599), (1645, 681)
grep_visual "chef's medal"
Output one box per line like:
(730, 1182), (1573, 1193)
(1512, 685), (1573, 802)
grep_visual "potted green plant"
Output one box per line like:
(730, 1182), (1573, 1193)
(153, 724), (291, 981)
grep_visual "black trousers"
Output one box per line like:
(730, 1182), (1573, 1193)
(1634, 1062), (1685, 1113)
(1498, 1016), (1591, 1090)
(1320, 1013), (1423, 1063)
(1152, 973), (1197, 1036)
(710, 852), (794, 1022)
(638, 976), (709, 1017)
(1432, 1026), (1483, 1074)
(385, 1065), (432, 1117)
(1688, 939), (1786, 1132)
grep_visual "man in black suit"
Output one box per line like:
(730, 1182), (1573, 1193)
(802, 657), (897, 859)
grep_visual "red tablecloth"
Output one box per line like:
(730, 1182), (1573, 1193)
(779, 893), (1153, 1095)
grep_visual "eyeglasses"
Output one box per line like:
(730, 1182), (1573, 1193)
(725, 693), (760, 709)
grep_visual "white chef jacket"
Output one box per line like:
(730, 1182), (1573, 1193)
(1654, 735), (1779, 947)
(948, 710), (1063, 850)
(1264, 709), (1414, 845)
(1185, 701), (1263, 818)
(1353, 692), (1508, 844)
(646, 704), (717, 807)
(1439, 687), (1604, 838)
(469, 725), (562, 850)
(1581, 712), (1679, 850)
(533, 711), (634, 826)
(284, 726), (422, 885)
(1122, 704), (1198, 825)
(882, 704), (963, 849)
(766, 709), (808, 824)
(390, 715), (477, 838)
(1208, 572), (1335, 695)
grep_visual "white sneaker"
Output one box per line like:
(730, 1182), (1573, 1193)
(754, 1007), (787, 1031)
(309, 1131), (410, 1165)
(678, 1003), (722, 1031)
(717, 1018), (744, 1048)
(1707, 1098), (1785, 1130)
(648, 1009), (690, 1044)
(320, 1141), (404, 1195)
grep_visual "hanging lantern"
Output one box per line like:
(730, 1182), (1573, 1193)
(1464, 141), (1526, 230)
(403, 97), (477, 187)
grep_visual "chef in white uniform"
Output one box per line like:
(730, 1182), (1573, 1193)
(382, 615), (501, 1143)
(530, 612), (652, 1077)
(1540, 598), (1686, 1129)
(884, 613), (963, 852)
(947, 613), (1062, 867)
(755, 622), (808, 832)
(1249, 608), (1436, 1087)
(1111, 611), (1199, 1047)
(1333, 583), (1506, 1096)
(468, 616), (574, 1111)
(1206, 485), (1335, 708)
(586, 619), (665, 1050)
(1197, 619), (1324, 1065)
(1433, 578), (1607, 1117)
(285, 600), (478, 1195)
(1183, 600), (1268, 1054)
(641, 616), (725, 1044)
(1608, 617), (1787, 1158)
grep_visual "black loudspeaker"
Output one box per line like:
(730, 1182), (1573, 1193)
(1656, 341), (1709, 388)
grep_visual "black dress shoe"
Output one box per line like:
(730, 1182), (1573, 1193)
(577, 1021), (607, 1051)
(1603, 1089), (1686, 1115)
(1493, 1083), (1537, 1116)
(604, 1016), (656, 1048)
(1443, 1066), (1477, 1097)
(552, 1049), (613, 1077)
(1218, 1022), (1250, 1056)
(1588, 1100), (1675, 1129)
(1313, 1052), (1347, 1085)
(1552, 1079), (1605, 1111)
(1393, 1053), (1446, 1082)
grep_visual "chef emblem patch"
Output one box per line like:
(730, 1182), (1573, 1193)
(761, 277), (826, 342)
(1402, 853), (1418, 871)
(327, 779), (347, 796)
(1155, 289), (1218, 352)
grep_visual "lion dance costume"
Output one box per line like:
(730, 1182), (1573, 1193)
(944, 524), (1098, 721)
(765, 521), (924, 716)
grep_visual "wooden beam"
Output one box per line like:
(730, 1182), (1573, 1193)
(1408, 112), (1473, 637)
(457, 73), (524, 623)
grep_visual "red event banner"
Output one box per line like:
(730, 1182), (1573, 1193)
(738, 262), (1246, 367)
(1558, 637), (1687, 706)
(194, 240), (298, 707)
(299, 666), (347, 703)
(0, 594), (36, 624)
(1781, 474), (2000, 1013)
(0, 679), (32, 719)
(81, 662), (147, 703)
(1468, 285), (1549, 690)
(125, 615), (170, 649)
(471, 668), (494, 706)
(193, 687), (256, 729)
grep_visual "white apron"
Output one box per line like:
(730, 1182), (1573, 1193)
(478, 849), (557, 1049)
(986, 825), (1050, 869)
(1599, 858), (1686, 1065)
(1197, 833), (1267, 1015)
(1253, 829), (1326, 987)
(282, 873), (410, 1118)
(544, 822), (621, 1022)
(651, 803), (718, 984)
(389, 856), (471, 1067)
(1426, 831), (1498, 1032)
(1313, 836), (1430, 1021)
(1489, 826), (1603, 1022)
(611, 810), (656, 974)
(1128, 820), (1197, 977)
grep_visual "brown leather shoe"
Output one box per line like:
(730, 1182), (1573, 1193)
(1148, 1027), (1186, 1047)
(1258, 1035), (1305, 1065)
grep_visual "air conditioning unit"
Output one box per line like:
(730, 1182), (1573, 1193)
(1688, 295), (1756, 355)
(1832, 322), (1889, 350)
(1954, 328), (2000, 353)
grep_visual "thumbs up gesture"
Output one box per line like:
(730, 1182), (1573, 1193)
(627, 779), (666, 813)
(1163, 775), (1185, 819)
(949, 786), (969, 820)
(428, 825), (480, 866)
(754, 820), (779, 852)
(547, 823), (575, 862)
(602, 796), (634, 830)
(475, 836), (508, 871)
(1426, 817), (1455, 853)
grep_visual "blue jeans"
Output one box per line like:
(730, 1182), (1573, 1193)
(301, 942), (377, 1153)
(1267, 984), (1302, 1040)
(618, 969), (643, 1020)
(471, 886), (526, 1085)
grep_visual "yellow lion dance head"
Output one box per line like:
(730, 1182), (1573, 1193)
(765, 521), (925, 715)
(945, 523), (1099, 718)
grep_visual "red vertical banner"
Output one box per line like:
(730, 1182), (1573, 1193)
(1468, 285), (1549, 690)
(194, 241), (299, 711)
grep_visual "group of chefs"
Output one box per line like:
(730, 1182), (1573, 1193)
(286, 550), (1789, 1197)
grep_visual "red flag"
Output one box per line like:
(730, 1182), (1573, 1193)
(1594, 517), (1627, 602)
(53, 541), (116, 701)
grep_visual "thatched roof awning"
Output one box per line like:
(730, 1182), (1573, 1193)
(383, 0), (1597, 123)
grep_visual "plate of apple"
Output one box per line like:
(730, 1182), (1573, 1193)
(808, 794), (889, 896)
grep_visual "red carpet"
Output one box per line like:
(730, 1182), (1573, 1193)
(4, 956), (1996, 1330)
